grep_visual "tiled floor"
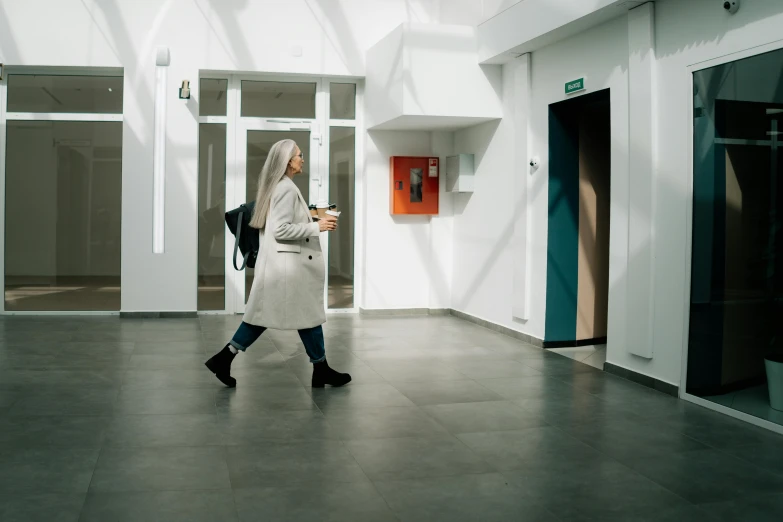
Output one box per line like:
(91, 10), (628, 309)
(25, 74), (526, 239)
(1, 314), (782, 521)
(548, 344), (607, 370)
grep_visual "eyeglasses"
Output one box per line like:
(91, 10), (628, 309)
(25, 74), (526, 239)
(296, 153), (304, 160)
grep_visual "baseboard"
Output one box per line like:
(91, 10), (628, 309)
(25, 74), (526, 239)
(359, 308), (449, 317)
(120, 311), (198, 319)
(603, 362), (679, 397)
(447, 309), (545, 347)
(356, 307), (545, 347)
(543, 337), (607, 349)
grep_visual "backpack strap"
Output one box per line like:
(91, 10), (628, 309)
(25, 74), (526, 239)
(232, 209), (250, 271)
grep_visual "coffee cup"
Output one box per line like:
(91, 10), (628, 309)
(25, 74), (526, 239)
(309, 205), (319, 219)
(316, 201), (329, 219)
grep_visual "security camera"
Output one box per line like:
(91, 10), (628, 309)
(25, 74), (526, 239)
(529, 156), (540, 169)
(723, 0), (740, 14)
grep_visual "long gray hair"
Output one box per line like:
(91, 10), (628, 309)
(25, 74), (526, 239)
(249, 139), (299, 229)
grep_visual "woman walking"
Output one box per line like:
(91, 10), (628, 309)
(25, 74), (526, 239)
(205, 139), (351, 389)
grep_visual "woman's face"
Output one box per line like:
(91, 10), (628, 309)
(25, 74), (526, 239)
(289, 146), (304, 176)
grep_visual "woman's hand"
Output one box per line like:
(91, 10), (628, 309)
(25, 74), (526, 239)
(318, 218), (337, 232)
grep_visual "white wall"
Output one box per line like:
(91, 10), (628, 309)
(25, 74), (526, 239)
(451, 15), (630, 343)
(453, 0), (783, 388)
(640, 0), (783, 385)
(362, 130), (434, 309)
(0, 0), (444, 312)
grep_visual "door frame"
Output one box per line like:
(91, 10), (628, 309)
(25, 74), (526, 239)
(680, 38), (783, 435)
(198, 72), (362, 315)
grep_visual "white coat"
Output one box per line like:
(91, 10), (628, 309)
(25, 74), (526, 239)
(243, 176), (325, 330)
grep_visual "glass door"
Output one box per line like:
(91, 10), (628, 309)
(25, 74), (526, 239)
(228, 78), (325, 314)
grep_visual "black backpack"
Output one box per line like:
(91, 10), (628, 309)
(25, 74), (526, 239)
(225, 202), (258, 270)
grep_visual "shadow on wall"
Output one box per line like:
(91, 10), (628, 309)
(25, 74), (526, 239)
(653, 0), (783, 60)
(452, 119), (501, 216)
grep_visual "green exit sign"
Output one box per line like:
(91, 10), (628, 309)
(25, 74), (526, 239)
(565, 78), (585, 95)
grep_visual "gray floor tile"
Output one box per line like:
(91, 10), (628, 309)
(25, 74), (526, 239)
(477, 375), (578, 400)
(9, 388), (119, 416)
(114, 388), (217, 415)
(103, 414), (222, 447)
(457, 426), (600, 470)
(0, 415), (111, 447)
(127, 353), (209, 369)
(215, 386), (319, 413)
(233, 480), (398, 522)
(629, 449), (783, 504)
(0, 447), (100, 493)
(374, 472), (560, 522)
(562, 416), (710, 463)
(366, 360), (469, 382)
(390, 379), (505, 406)
(310, 383), (416, 412)
(0, 369), (120, 388)
(518, 353), (601, 375)
(0, 390), (20, 410)
(90, 446), (231, 492)
(321, 406), (451, 440)
(447, 358), (544, 379)
(220, 409), (343, 443)
(135, 330), (203, 342)
(543, 480), (695, 521)
(133, 341), (207, 354)
(723, 439), (783, 476)
(289, 360), (385, 385)
(226, 440), (367, 487)
(121, 369), (219, 389)
(700, 493), (783, 522)
(229, 366), (304, 388)
(345, 436), (492, 480)
(58, 341), (136, 355)
(422, 401), (548, 434)
(514, 394), (641, 428)
(78, 490), (239, 522)
(0, 493), (85, 522)
(654, 409), (783, 449)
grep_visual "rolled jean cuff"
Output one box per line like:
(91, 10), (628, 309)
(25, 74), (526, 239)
(310, 355), (326, 364)
(229, 340), (248, 352)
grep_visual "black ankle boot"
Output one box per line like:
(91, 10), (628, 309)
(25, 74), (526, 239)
(205, 345), (237, 388)
(312, 359), (351, 388)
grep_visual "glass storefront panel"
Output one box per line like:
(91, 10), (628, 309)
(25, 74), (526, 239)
(328, 127), (355, 309)
(688, 47), (783, 426)
(5, 121), (123, 311)
(198, 123), (227, 311)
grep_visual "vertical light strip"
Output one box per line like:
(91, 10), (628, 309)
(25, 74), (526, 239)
(153, 47), (170, 254)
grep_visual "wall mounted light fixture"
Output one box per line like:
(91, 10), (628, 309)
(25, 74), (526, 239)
(153, 46), (170, 254)
(179, 80), (191, 99)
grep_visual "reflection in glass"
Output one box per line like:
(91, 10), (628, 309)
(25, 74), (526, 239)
(199, 79), (228, 116)
(330, 83), (356, 120)
(198, 124), (227, 310)
(241, 81), (316, 118)
(8, 75), (123, 114)
(245, 131), (311, 302)
(688, 47), (783, 427)
(5, 121), (122, 311)
(328, 127), (355, 309)
(410, 168), (423, 203)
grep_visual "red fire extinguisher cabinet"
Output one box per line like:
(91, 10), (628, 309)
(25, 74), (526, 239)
(390, 156), (439, 215)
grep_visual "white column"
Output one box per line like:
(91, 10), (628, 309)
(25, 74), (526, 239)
(626, 2), (656, 358)
(511, 53), (532, 320)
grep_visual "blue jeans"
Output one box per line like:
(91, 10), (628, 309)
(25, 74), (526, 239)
(229, 322), (326, 363)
